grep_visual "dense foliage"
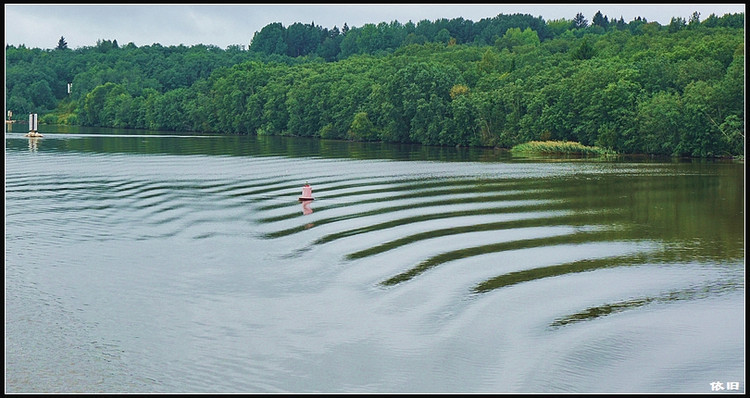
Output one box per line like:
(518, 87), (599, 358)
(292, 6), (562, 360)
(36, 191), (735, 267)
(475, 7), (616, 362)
(5, 11), (745, 157)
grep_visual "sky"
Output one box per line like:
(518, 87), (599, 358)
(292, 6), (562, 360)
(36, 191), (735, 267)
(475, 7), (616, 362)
(4, 3), (746, 50)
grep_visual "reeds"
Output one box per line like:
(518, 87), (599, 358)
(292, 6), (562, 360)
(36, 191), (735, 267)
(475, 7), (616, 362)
(510, 141), (615, 157)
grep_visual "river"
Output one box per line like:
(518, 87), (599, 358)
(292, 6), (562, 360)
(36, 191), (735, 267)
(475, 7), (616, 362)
(5, 125), (745, 393)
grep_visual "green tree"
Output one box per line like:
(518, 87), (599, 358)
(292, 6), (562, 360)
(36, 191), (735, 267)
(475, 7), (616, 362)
(702, 13), (720, 28)
(547, 18), (573, 36)
(677, 81), (717, 157)
(636, 91), (683, 155)
(571, 37), (595, 60)
(477, 48), (502, 74)
(495, 27), (540, 52)
(249, 22), (289, 55)
(446, 93), (481, 146)
(56, 36), (69, 50)
(668, 17), (687, 33)
(435, 28), (452, 44)
(81, 82), (120, 125)
(592, 11), (609, 29)
(348, 111), (379, 141)
(688, 11), (701, 28)
(573, 12), (588, 29)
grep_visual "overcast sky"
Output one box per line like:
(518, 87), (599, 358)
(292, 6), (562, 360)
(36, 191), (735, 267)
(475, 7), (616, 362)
(4, 3), (746, 50)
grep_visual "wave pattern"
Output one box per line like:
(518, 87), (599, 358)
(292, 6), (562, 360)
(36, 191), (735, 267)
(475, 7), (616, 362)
(7, 150), (740, 326)
(240, 158), (743, 329)
(5, 139), (744, 393)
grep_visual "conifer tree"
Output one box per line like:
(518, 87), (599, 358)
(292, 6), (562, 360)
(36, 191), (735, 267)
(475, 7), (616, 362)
(56, 36), (68, 50)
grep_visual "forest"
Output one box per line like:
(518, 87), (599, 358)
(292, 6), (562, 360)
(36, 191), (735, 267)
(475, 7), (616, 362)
(5, 11), (745, 157)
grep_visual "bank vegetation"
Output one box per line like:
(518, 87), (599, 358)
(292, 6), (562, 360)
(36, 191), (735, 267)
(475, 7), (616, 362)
(5, 11), (744, 157)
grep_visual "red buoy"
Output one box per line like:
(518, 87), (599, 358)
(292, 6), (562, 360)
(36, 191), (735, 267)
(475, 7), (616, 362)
(298, 182), (314, 201)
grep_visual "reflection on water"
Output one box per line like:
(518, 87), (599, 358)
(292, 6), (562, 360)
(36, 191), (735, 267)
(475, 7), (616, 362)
(4, 126), (745, 394)
(27, 136), (40, 151)
(301, 200), (314, 216)
(549, 276), (744, 329)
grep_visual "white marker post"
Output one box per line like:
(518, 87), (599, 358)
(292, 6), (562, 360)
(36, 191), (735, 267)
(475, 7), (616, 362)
(29, 113), (38, 131)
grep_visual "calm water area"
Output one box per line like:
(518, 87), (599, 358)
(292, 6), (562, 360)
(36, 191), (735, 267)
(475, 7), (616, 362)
(5, 124), (745, 393)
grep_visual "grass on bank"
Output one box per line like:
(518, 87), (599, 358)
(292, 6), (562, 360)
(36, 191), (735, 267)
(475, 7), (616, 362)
(510, 140), (616, 157)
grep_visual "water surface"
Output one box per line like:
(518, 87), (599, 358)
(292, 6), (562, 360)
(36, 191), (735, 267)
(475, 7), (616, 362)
(5, 126), (745, 393)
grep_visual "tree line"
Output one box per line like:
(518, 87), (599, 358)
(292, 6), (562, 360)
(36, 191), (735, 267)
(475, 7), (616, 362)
(247, 11), (743, 62)
(5, 11), (745, 157)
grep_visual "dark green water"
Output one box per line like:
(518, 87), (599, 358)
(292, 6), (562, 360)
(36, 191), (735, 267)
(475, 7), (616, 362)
(5, 125), (745, 393)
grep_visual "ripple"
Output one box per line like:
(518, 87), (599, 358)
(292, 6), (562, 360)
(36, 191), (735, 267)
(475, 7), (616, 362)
(548, 276), (745, 329)
(380, 226), (623, 287)
(5, 141), (744, 393)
